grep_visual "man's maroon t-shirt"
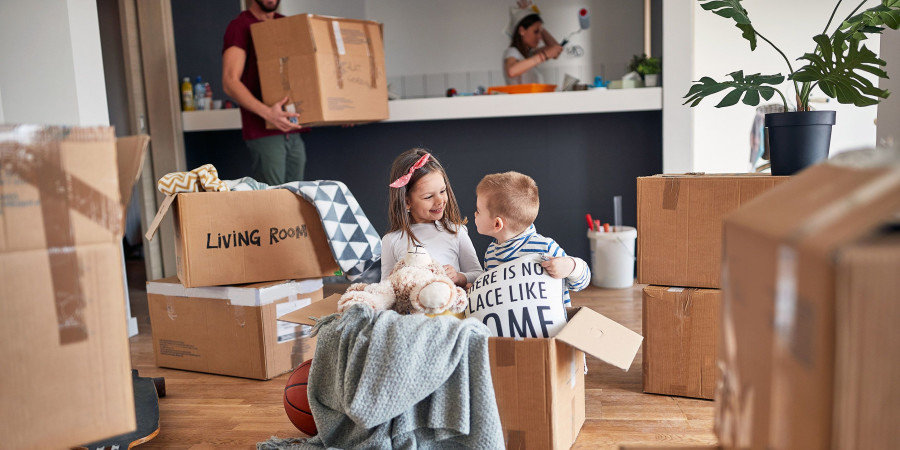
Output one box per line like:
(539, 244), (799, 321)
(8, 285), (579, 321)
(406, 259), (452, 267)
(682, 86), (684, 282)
(223, 11), (302, 141)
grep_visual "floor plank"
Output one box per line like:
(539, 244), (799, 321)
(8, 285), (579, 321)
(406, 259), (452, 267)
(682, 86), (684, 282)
(125, 260), (718, 449)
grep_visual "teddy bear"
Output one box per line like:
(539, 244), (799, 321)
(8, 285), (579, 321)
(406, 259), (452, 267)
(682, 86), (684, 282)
(338, 245), (468, 316)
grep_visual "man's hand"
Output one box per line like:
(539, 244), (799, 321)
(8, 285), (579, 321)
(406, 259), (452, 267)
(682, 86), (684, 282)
(541, 256), (575, 279)
(264, 97), (303, 132)
(443, 264), (467, 287)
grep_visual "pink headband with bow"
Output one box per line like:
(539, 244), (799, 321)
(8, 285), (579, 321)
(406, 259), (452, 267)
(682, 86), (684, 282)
(389, 153), (431, 188)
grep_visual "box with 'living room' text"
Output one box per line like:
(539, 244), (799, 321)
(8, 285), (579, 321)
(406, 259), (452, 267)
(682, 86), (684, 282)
(147, 277), (324, 380)
(281, 295), (643, 449)
(0, 126), (148, 449)
(717, 149), (900, 450)
(637, 174), (789, 288)
(251, 14), (388, 127)
(147, 189), (339, 287)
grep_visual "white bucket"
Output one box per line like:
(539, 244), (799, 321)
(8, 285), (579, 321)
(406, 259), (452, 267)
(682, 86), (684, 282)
(587, 226), (637, 289)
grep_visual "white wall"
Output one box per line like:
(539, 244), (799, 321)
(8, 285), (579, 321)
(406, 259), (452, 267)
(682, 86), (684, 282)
(690, 0), (878, 172)
(0, 0), (109, 126)
(662, 0), (694, 173)
(877, 29), (900, 148)
(282, 0), (646, 97)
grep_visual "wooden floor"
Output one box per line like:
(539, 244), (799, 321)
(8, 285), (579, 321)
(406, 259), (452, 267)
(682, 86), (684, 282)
(126, 260), (718, 449)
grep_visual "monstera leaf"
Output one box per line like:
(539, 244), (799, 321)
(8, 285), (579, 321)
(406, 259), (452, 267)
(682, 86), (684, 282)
(698, 0), (757, 50)
(683, 71), (784, 107)
(840, 0), (900, 41)
(793, 32), (889, 107)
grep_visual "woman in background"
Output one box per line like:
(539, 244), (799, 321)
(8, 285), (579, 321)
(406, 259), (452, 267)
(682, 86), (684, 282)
(503, 0), (563, 85)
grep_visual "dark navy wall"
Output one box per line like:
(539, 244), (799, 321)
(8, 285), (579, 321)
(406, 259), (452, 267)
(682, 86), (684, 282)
(172, 1), (239, 103)
(187, 112), (662, 261)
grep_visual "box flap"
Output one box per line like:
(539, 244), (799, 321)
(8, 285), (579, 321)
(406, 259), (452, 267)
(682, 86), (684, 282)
(116, 135), (149, 210)
(555, 307), (643, 371)
(279, 293), (341, 326)
(726, 149), (900, 254)
(144, 194), (175, 241)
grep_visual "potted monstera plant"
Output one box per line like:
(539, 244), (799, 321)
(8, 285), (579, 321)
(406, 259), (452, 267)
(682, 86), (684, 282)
(684, 0), (900, 175)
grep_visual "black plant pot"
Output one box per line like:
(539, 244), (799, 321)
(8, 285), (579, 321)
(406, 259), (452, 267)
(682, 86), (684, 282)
(764, 111), (836, 176)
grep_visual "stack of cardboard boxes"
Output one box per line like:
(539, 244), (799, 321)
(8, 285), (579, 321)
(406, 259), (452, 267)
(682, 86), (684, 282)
(1, 126), (149, 448)
(145, 189), (340, 380)
(144, 11), (390, 380)
(636, 174), (789, 399)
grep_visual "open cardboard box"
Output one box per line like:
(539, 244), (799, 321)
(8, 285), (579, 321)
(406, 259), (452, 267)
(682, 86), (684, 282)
(1, 126), (149, 449)
(280, 294), (643, 449)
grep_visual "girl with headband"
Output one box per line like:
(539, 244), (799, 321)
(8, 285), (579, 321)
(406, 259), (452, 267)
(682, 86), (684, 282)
(381, 148), (482, 287)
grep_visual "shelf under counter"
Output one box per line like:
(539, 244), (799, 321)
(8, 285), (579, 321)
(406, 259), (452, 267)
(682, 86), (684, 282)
(181, 87), (662, 132)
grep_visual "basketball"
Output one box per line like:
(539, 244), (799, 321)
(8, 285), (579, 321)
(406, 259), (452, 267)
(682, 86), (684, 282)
(283, 359), (317, 436)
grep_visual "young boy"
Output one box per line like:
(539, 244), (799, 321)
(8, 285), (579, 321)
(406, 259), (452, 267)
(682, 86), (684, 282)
(474, 171), (590, 306)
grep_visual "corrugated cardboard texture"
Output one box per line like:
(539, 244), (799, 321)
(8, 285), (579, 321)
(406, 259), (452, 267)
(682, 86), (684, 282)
(637, 174), (789, 288)
(489, 338), (585, 450)
(0, 127), (146, 448)
(642, 286), (720, 399)
(280, 298), (641, 449)
(252, 14), (388, 127)
(174, 189), (339, 287)
(833, 232), (900, 450)
(717, 153), (900, 449)
(147, 278), (323, 380)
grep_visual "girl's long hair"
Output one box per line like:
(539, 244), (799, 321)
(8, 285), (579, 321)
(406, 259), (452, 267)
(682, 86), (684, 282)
(387, 148), (466, 246)
(511, 14), (542, 59)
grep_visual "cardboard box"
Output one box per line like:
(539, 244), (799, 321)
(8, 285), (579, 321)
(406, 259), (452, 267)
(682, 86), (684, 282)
(148, 189), (339, 287)
(252, 14), (388, 127)
(147, 277), (324, 380)
(642, 286), (720, 400)
(0, 126), (148, 449)
(717, 149), (900, 449)
(637, 174), (789, 288)
(281, 295), (644, 449)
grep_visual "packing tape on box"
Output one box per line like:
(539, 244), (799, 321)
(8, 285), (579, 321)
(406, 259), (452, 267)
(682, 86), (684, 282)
(662, 178), (680, 210)
(0, 126), (122, 345)
(328, 20), (344, 89)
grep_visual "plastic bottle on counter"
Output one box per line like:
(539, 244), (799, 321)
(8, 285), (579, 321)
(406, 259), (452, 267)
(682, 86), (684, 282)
(204, 82), (213, 110)
(181, 77), (194, 111)
(194, 76), (206, 111)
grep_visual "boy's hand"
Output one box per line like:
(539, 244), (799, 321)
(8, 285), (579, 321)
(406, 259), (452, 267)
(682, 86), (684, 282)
(443, 264), (467, 287)
(541, 256), (575, 279)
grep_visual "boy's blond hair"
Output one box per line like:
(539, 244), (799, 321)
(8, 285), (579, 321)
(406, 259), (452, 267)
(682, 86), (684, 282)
(476, 171), (539, 233)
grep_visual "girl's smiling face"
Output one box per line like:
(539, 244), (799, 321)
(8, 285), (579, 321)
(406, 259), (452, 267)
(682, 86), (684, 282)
(406, 171), (447, 224)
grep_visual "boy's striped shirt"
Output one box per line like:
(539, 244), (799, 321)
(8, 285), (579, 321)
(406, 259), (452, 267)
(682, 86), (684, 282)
(484, 224), (590, 306)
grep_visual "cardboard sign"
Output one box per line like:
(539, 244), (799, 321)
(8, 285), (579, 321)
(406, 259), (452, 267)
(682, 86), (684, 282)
(465, 255), (567, 338)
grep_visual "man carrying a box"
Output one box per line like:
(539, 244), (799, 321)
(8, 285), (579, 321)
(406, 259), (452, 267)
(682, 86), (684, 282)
(223, 0), (306, 185)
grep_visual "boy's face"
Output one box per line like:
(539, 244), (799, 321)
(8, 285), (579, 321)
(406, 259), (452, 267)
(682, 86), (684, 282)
(474, 194), (498, 238)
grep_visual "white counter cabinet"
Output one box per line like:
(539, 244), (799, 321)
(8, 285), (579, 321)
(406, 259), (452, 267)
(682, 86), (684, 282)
(182, 87), (662, 131)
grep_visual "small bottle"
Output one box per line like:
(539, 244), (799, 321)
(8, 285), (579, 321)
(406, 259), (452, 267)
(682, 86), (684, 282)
(181, 77), (194, 111)
(204, 82), (213, 110)
(194, 76), (206, 111)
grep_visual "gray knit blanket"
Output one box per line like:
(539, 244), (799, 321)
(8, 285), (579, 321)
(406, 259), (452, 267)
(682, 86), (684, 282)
(259, 305), (504, 449)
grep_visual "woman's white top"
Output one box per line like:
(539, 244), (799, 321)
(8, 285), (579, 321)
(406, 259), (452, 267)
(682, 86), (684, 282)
(381, 222), (483, 284)
(503, 46), (543, 85)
